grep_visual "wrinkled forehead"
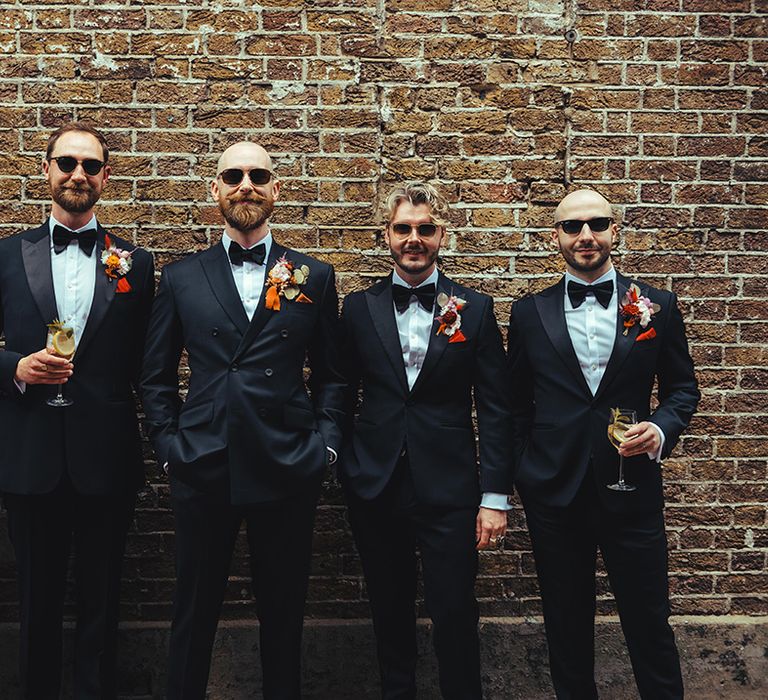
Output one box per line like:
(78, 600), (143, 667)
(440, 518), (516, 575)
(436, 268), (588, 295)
(217, 143), (272, 174)
(555, 191), (612, 223)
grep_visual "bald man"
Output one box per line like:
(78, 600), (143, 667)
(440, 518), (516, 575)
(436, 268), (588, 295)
(140, 143), (345, 699)
(507, 190), (699, 699)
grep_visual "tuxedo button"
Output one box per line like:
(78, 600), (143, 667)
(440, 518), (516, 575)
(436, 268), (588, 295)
(265, 368), (273, 377)
(231, 363), (239, 372)
(280, 329), (289, 338)
(211, 328), (219, 337)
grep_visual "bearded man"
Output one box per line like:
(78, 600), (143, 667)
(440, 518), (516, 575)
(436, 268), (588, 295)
(140, 142), (345, 699)
(0, 122), (154, 698)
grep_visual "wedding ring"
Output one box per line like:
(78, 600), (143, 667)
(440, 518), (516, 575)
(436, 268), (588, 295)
(489, 536), (498, 545)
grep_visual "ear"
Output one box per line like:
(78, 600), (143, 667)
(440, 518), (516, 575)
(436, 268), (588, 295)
(101, 164), (111, 184)
(610, 222), (619, 246)
(550, 228), (560, 247)
(270, 178), (280, 203)
(383, 225), (391, 249)
(211, 177), (221, 204)
(42, 158), (50, 182)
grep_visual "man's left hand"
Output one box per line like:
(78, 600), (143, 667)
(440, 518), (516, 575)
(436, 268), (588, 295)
(619, 421), (660, 458)
(476, 507), (507, 551)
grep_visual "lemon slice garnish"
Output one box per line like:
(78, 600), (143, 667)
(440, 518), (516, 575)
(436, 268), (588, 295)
(52, 329), (75, 358)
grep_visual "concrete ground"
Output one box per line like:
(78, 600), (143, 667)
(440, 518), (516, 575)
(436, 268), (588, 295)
(0, 617), (765, 698)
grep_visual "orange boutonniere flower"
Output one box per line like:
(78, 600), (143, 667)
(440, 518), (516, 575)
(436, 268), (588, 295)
(620, 283), (660, 340)
(265, 255), (312, 311)
(101, 234), (133, 293)
(435, 292), (467, 343)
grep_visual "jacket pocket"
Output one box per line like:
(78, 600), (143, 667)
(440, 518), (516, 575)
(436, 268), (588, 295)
(178, 401), (214, 429)
(283, 403), (317, 430)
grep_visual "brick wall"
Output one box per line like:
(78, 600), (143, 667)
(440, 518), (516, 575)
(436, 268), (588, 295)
(0, 0), (766, 629)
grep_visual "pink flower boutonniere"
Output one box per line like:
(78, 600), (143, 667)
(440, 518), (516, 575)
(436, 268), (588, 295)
(265, 255), (312, 311)
(620, 283), (660, 340)
(435, 292), (467, 343)
(101, 234), (133, 293)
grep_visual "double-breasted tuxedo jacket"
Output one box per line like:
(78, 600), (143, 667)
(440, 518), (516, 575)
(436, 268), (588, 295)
(140, 240), (345, 503)
(508, 272), (700, 513)
(0, 222), (155, 495)
(340, 272), (515, 507)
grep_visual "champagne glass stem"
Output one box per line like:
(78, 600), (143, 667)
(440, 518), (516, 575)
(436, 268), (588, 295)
(617, 454), (626, 488)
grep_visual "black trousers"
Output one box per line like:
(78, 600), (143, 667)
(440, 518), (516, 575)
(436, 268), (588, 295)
(346, 460), (482, 700)
(4, 475), (136, 700)
(522, 477), (683, 700)
(166, 474), (320, 700)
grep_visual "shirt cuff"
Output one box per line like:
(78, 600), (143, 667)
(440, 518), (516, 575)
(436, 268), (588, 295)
(326, 446), (338, 465)
(14, 379), (26, 394)
(648, 422), (666, 463)
(481, 492), (513, 511)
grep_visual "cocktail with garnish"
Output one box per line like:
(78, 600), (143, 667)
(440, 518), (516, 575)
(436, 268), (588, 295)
(46, 320), (75, 407)
(606, 407), (637, 492)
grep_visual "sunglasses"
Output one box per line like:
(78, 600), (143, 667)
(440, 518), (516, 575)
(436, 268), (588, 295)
(555, 217), (613, 234)
(218, 168), (274, 187)
(49, 156), (105, 176)
(390, 222), (440, 238)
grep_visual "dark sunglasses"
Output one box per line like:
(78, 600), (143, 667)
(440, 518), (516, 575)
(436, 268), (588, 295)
(218, 168), (274, 186)
(49, 156), (105, 176)
(390, 222), (440, 238)
(556, 217), (613, 234)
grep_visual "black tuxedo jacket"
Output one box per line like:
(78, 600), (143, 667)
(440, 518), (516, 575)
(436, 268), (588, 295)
(0, 222), (155, 495)
(508, 273), (700, 513)
(340, 273), (516, 508)
(140, 240), (345, 505)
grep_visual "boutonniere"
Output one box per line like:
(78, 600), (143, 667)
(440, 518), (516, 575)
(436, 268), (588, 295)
(265, 254), (313, 311)
(435, 292), (467, 343)
(620, 283), (660, 340)
(101, 234), (133, 293)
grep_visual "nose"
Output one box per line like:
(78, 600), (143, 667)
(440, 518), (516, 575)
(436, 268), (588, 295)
(577, 222), (596, 240)
(69, 163), (88, 181)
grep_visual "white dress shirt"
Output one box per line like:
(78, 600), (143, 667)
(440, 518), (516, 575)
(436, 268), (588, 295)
(15, 215), (98, 394)
(391, 269), (510, 510)
(563, 267), (665, 460)
(222, 230), (271, 320)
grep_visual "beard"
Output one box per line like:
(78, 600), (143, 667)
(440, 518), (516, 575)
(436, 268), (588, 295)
(51, 183), (100, 213)
(219, 193), (274, 232)
(390, 241), (439, 276)
(560, 244), (611, 274)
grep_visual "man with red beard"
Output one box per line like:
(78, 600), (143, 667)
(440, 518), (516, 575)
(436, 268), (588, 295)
(339, 182), (516, 698)
(0, 122), (155, 697)
(141, 142), (345, 699)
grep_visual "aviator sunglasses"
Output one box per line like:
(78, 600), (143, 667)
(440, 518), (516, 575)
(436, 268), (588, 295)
(390, 222), (440, 238)
(218, 168), (274, 186)
(48, 156), (105, 176)
(555, 217), (613, 234)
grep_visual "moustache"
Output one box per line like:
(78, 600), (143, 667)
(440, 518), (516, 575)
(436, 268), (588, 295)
(229, 194), (268, 205)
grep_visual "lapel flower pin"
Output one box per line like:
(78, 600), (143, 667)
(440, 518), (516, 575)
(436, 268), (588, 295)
(435, 292), (467, 343)
(102, 234), (133, 293)
(265, 254), (313, 311)
(620, 283), (660, 341)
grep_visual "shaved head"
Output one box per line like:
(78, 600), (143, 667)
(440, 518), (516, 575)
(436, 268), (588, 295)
(217, 141), (273, 175)
(554, 189), (613, 225)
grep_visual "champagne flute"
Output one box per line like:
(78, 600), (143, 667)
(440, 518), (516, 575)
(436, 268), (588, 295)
(606, 407), (637, 492)
(46, 320), (75, 407)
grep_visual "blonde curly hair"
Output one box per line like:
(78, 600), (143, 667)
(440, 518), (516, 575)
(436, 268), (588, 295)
(381, 182), (450, 227)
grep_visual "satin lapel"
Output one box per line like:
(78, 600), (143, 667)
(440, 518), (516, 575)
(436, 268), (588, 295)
(593, 273), (639, 402)
(74, 226), (116, 359)
(21, 224), (58, 327)
(200, 242), (250, 336)
(408, 273), (452, 396)
(534, 279), (592, 398)
(233, 241), (284, 360)
(365, 278), (409, 395)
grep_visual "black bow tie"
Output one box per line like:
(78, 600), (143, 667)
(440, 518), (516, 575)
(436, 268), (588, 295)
(52, 225), (97, 256)
(392, 283), (436, 313)
(228, 242), (266, 266)
(567, 279), (613, 309)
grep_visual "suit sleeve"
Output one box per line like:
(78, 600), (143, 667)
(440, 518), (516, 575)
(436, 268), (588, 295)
(472, 296), (517, 495)
(650, 292), (700, 458)
(507, 300), (534, 464)
(139, 265), (184, 465)
(0, 284), (23, 396)
(130, 251), (155, 388)
(339, 293), (362, 439)
(306, 265), (347, 453)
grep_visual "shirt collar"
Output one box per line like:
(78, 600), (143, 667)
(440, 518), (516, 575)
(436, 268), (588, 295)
(48, 213), (97, 237)
(563, 266), (616, 297)
(392, 266), (439, 289)
(222, 230), (273, 261)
